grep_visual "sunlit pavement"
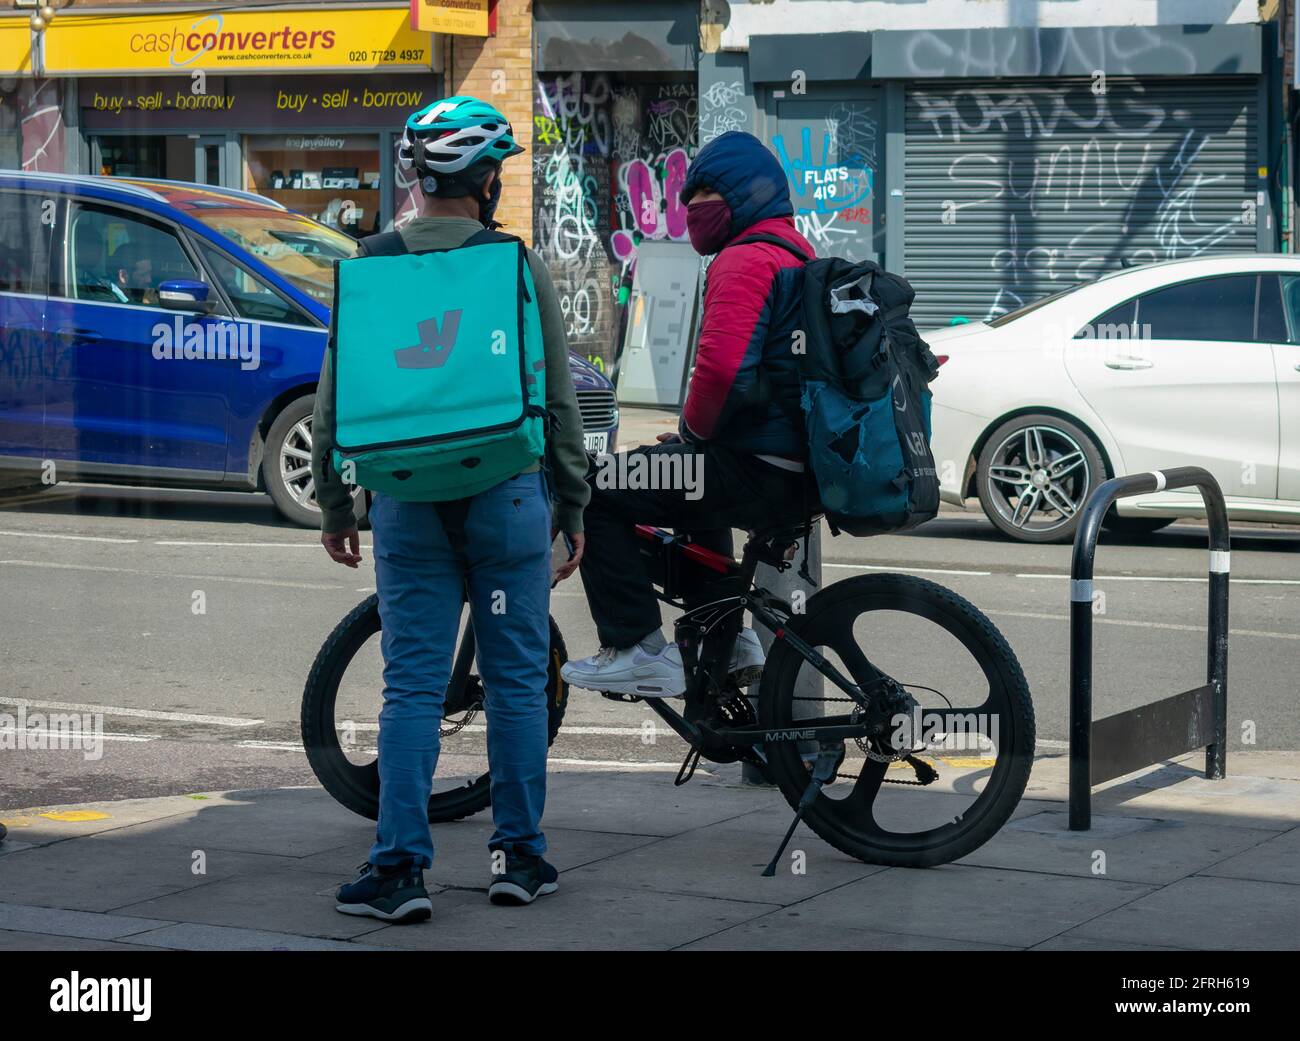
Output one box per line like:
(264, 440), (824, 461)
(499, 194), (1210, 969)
(1, 751), (1297, 951)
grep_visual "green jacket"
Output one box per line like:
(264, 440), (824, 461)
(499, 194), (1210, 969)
(309, 217), (591, 535)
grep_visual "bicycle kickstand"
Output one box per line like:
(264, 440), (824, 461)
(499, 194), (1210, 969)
(761, 747), (841, 877)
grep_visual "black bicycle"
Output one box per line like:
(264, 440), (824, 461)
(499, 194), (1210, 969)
(302, 522), (1035, 869)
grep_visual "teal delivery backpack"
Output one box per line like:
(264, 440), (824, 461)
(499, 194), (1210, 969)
(329, 228), (548, 501)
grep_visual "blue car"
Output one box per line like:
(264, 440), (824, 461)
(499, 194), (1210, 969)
(0, 172), (618, 525)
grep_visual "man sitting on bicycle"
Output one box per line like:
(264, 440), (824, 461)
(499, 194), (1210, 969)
(563, 131), (817, 698)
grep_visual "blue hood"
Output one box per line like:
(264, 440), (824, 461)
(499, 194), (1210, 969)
(680, 131), (793, 238)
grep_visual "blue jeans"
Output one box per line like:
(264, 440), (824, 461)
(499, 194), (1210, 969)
(367, 471), (553, 868)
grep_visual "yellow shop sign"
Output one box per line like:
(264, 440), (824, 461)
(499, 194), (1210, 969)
(410, 0), (490, 37)
(44, 7), (432, 75)
(1, 18), (34, 74)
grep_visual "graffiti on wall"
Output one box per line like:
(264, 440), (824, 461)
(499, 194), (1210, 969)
(910, 82), (1253, 320)
(534, 74), (697, 368)
(699, 80), (747, 145)
(772, 102), (879, 260)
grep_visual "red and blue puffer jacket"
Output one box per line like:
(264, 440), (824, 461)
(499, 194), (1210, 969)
(679, 132), (814, 460)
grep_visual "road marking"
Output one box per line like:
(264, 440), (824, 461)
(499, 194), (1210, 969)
(155, 540), (375, 549)
(825, 562), (992, 577)
(547, 758), (684, 770)
(39, 810), (110, 822)
(235, 740), (692, 773)
(341, 723), (665, 738)
(0, 559), (340, 590)
(0, 697), (262, 727)
(0, 529), (137, 544)
(0, 727), (158, 744)
(157, 540), (315, 548)
(1016, 573), (1300, 586)
(235, 740), (305, 752)
(987, 609), (1300, 641)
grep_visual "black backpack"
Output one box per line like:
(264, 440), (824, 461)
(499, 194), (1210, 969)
(732, 234), (941, 536)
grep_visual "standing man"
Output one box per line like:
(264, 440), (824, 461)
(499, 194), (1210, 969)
(311, 97), (589, 922)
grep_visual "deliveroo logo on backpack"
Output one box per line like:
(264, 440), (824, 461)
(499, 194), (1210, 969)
(395, 310), (463, 369)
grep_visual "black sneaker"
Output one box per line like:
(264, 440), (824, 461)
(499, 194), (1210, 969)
(336, 860), (432, 923)
(488, 850), (559, 906)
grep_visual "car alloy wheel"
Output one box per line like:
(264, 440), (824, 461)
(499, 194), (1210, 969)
(279, 415), (317, 512)
(984, 424), (1091, 536)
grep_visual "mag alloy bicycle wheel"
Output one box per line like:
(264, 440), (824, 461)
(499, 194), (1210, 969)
(758, 573), (1035, 868)
(301, 594), (569, 823)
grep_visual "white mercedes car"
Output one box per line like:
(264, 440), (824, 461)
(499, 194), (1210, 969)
(926, 255), (1300, 543)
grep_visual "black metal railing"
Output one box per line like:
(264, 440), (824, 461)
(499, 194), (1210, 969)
(1068, 466), (1229, 830)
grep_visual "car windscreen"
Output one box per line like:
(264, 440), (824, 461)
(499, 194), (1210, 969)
(187, 208), (358, 305)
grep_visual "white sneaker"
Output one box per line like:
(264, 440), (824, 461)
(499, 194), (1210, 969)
(561, 643), (686, 698)
(729, 628), (766, 685)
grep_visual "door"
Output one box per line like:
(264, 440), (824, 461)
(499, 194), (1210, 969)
(0, 187), (51, 464)
(193, 136), (228, 186)
(1269, 273), (1300, 501)
(1063, 272), (1279, 500)
(44, 201), (233, 474)
(766, 89), (884, 263)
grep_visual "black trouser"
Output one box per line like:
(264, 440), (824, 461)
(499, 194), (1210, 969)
(577, 440), (814, 649)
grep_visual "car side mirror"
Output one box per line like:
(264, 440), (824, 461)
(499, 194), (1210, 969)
(158, 279), (216, 313)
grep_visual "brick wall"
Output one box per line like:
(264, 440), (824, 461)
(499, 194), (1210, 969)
(446, 0), (535, 245)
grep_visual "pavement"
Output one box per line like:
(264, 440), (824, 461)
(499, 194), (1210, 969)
(1, 749), (1298, 951)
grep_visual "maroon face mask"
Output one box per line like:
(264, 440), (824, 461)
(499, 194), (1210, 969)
(686, 198), (733, 255)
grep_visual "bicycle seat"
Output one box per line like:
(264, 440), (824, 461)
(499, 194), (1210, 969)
(745, 516), (822, 545)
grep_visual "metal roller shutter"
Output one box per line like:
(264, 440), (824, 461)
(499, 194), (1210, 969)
(903, 77), (1258, 331)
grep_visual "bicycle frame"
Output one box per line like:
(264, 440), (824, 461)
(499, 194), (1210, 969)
(632, 524), (898, 759)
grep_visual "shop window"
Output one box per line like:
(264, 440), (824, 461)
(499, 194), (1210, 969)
(67, 205), (199, 307)
(244, 134), (382, 238)
(195, 240), (313, 327)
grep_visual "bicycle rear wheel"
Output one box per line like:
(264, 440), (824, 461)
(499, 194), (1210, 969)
(758, 573), (1034, 867)
(301, 595), (569, 823)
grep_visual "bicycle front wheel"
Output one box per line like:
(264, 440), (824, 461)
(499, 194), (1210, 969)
(758, 573), (1034, 867)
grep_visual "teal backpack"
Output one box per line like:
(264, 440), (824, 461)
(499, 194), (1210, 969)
(329, 228), (548, 501)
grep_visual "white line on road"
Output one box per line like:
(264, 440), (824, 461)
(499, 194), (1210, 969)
(334, 722), (660, 737)
(987, 609), (1300, 641)
(0, 529), (137, 544)
(0, 697), (263, 728)
(824, 562), (992, 577)
(155, 540), (375, 549)
(548, 758), (683, 770)
(0, 559), (340, 591)
(0, 727), (159, 743)
(1016, 573), (1300, 586)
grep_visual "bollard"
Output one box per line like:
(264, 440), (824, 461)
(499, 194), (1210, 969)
(1067, 466), (1229, 829)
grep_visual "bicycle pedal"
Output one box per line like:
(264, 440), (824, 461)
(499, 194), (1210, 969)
(599, 690), (643, 704)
